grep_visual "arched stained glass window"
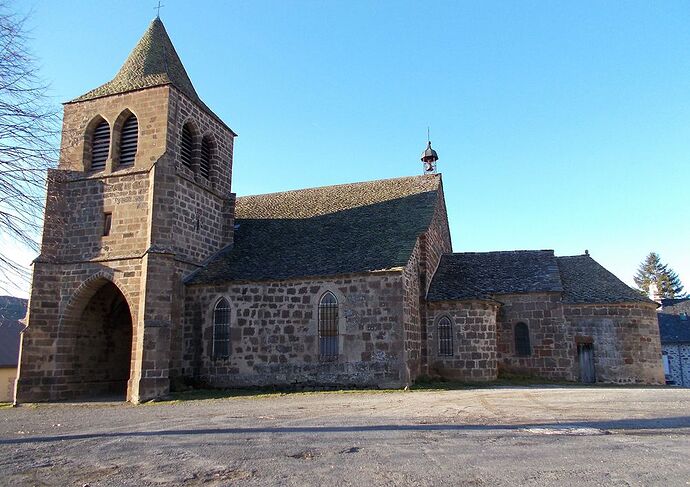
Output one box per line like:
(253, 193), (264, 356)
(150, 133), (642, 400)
(318, 292), (338, 359)
(438, 316), (453, 357)
(515, 322), (531, 356)
(213, 297), (230, 359)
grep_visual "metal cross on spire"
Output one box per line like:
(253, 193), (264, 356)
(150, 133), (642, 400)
(154, 1), (165, 18)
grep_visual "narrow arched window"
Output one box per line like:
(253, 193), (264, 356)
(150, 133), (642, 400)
(200, 136), (212, 179)
(318, 291), (338, 359)
(212, 298), (230, 359)
(119, 115), (138, 167)
(180, 124), (194, 169)
(90, 120), (110, 171)
(515, 322), (531, 356)
(438, 316), (453, 357)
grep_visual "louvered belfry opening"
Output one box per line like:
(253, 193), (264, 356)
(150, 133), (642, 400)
(200, 137), (212, 179)
(90, 120), (110, 171)
(318, 292), (339, 359)
(180, 124), (194, 168)
(438, 317), (454, 356)
(119, 115), (138, 167)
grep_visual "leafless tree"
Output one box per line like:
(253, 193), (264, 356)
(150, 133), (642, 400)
(0, 2), (58, 294)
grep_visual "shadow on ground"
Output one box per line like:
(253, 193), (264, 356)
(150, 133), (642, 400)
(2, 416), (689, 445)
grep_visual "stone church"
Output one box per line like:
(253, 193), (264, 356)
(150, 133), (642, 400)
(15, 19), (664, 403)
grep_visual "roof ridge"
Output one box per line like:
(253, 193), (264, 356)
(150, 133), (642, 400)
(449, 249), (555, 256)
(557, 254), (590, 259)
(236, 173), (440, 200)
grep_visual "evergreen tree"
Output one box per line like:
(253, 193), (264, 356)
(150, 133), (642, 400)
(634, 252), (686, 299)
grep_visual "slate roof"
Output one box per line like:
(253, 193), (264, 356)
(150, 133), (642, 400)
(660, 298), (690, 314)
(427, 250), (563, 301)
(68, 18), (232, 133)
(556, 255), (653, 304)
(187, 174), (441, 284)
(0, 296), (27, 368)
(427, 251), (652, 305)
(658, 298), (690, 344)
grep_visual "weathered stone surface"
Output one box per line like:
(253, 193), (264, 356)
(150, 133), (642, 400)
(17, 79), (235, 403)
(183, 273), (407, 389)
(427, 300), (498, 381)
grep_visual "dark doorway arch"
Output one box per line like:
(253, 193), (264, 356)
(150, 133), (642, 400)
(69, 280), (133, 399)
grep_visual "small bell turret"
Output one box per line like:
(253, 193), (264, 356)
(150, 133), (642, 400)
(421, 140), (438, 174)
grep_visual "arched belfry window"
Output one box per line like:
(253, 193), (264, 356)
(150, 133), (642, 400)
(438, 316), (453, 357)
(180, 124), (194, 169)
(212, 297), (230, 359)
(200, 136), (212, 179)
(515, 322), (531, 357)
(90, 120), (110, 171)
(318, 291), (339, 359)
(119, 114), (138, 167)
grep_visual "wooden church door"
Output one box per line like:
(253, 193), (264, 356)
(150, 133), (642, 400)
(578, 343), (595, 383)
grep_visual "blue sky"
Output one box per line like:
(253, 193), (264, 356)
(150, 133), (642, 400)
(9, 0), (690, 296)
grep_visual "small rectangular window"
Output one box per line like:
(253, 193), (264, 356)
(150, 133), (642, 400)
(103, 212), (112, 236)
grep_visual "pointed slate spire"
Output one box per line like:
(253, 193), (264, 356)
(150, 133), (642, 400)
(71, 18), (200, 103)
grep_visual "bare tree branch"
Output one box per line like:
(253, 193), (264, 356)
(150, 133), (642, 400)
(0, 1), (59, 294)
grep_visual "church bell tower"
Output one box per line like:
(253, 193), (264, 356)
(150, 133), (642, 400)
(15, 18), (237, 403)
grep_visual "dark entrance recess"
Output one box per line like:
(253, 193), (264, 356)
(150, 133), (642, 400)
(73, 281), (133, 398)
(578, 342), (596, 383)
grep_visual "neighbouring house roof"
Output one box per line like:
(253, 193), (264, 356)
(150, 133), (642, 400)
(427, 250), (563, 301)
(427, 251), (651, 305)
(0, 296), (27, 368)
(68, 18), (233, 133)
(556, 254), (653, 304)
(658, 298), (690, 344)
(658, 313), (690, 344)
(660, 297), (690, 314)
(187, 174), (442, 284)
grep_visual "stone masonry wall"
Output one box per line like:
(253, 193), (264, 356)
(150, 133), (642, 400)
(16, 84), (237, 403)
(183, 272), (406, 389)
(563, 302), (665, 384)
(496, 293), (573, 380)
(166, 87), (235, 265)
(423, 181), (453, 289)
(413, 182), (453, 378)
(402, 239), (422, 384)
(426, 300), (498, 381)
(16, 260), (143, 402)
(59, 86), (169, 174)
(41, 170), (151, 263)
(17, 87), (171, 403)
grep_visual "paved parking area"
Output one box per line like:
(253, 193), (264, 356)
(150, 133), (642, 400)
(0, 387), (688, 486)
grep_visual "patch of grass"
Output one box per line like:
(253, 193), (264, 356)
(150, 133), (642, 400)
(141, 375), (666, 406)
(0, 402), (14, 409)
(144, 386), (408, 406)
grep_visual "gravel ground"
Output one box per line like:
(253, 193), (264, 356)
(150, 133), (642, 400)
(0, 387), (688, 486)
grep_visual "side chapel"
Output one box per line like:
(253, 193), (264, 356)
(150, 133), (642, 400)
(15, 19), (664, 403)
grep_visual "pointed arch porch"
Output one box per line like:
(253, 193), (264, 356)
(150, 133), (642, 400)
(55, 271), (140, 401)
